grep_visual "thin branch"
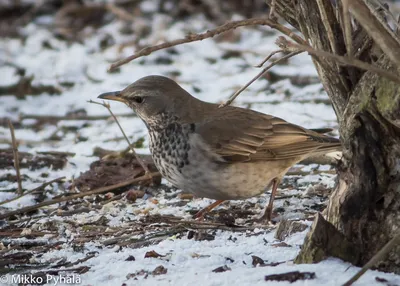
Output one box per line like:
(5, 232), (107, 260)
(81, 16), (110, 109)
(342, 0), (352, 56)
(276, 37), (400, 85)
(8, 120), (22, 195)
(20, 112), (136, 122)
(219, 51), (302, 107)
(0, 177), (65, 206)
(342, 232), (400, 286)
(108, 17), (308, 71)
(348, 0), (400, 69)
(0, 172), (160, 220)
(372, 0), (400, 33)
(88, 100), (151, 176)
(105, 3), (135, 22)
(255, 49), (283, 68)
(269, 0), (277, 20)
(316, 0), (338, 54)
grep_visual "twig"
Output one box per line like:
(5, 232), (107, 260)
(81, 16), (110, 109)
(20, 112), (136, 122)
(219, 51), (302, 107)
(0, 177), (65, 206)
(342, 232), (400, 286)
(0, 172), (159, 220)
(108, 17), (308, 71)
(316, 0), (338, 54)
(276, 37), (400, 85)
(36, 151), (75, 157)
(255, 49), (283, 67)
(373, 0), (400, 32)
(348, 0), (400, 69)
(88, 100), (151, 176)
(105, 3), (135, 22)
(342, 0), (352, 56)
(8, 120), (22, 195)
(269, 0), (277, 20)
(53, 252), (98, 268)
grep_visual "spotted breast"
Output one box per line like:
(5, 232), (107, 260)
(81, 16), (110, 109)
(148, 122), (194, 187)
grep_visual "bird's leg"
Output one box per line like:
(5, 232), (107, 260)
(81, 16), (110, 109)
(193, 200), (225, 220)
(259, 178), (280, 222)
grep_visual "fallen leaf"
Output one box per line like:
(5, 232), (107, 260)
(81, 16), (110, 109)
(212, 265), (231, 273)
(144, 250), (165, 258)
(152, 265), (167, 275)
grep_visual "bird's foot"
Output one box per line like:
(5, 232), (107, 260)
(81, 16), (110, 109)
(255, 207), (279, 225)
(193, 210), (205, 221)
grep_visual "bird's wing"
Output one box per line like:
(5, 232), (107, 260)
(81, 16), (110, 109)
(194, 106), (340, 163)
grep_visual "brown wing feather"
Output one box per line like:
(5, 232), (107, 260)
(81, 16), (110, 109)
(195, 106), (341, 163)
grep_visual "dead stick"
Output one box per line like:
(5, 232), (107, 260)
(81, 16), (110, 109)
(342, 0), (352, 56)
(342, 232), (400, 286)
(108, 17), (307, 71)
(88, 100), (151, 175)
(348, 0), (400, 69)
(316, 0), (338, 54)
(8, 120), (22, 195)
(0, 176), (65, 206)
(220, 51), (301, 107)
(0, 172), (159, 220)
(20, 112), (135, 122)
(105, 3), (135, 22)
(255, 49), (283, 68)
(277, 37), (400, 85)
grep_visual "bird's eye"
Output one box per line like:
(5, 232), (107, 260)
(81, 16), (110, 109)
(134, 96), (144, 104)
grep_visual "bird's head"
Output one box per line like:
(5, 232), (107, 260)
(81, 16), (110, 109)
(98, 75), (195, 127)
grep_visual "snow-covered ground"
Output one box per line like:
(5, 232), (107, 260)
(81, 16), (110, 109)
(1, 1), (399, 285)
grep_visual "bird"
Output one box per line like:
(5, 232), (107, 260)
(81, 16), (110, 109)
(98, 75), (341, 222)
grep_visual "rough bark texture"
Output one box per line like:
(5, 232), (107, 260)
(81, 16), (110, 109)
(327, 57), (400, 272)
(272, 0), (400, 273)
(295, 213), (360, 264)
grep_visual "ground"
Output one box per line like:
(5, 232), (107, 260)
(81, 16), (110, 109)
(1, 1), (400, 285)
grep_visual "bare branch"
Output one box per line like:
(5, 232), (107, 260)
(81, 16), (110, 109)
(277, 37), (400, 85)
(316, 0), (338, 54)
(88, 100), (151, 176)
(255, 49), (283, 68)
(108, 17), (308, 71)
(0, 172), (160, 220)
(20, 112), (136, 122)
(342, 232), (400, 286)
(372, 0), (400, 33)
(342, 0), (352, 56)
(0, 177), (65, 206)
(105, 3), (135, 22)
(219, 51), (302, 107)
(8, 120), (22, 195)
(348, 0), (400, 69)
(269, 0), (277, 20)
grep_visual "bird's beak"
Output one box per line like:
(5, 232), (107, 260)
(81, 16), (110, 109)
(97, 91), (127, 103)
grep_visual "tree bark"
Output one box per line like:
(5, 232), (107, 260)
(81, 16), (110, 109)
(326, 56), (400, 272)
(272, 0), (400, 273)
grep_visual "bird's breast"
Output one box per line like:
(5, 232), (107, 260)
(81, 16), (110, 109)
(148, 123), (192, 187)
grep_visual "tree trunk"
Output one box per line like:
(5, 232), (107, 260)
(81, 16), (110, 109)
(326, 57), (400, 272)
(272, 0), (400, 273)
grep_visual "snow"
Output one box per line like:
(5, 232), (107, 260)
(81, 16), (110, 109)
(0, 3), (399, 286)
